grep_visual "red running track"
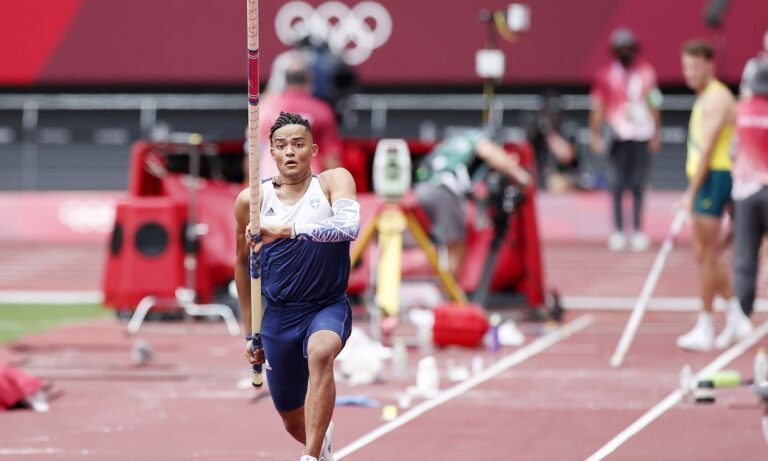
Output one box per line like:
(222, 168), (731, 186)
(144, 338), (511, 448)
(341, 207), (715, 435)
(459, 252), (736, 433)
(1, 309), (767, 460)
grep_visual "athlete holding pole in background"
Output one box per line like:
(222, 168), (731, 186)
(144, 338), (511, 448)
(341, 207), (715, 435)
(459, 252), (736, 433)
(676, 39), (748, 351)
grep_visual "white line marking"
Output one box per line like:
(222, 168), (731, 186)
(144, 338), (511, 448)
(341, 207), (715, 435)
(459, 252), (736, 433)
(0, 448), (62, 455)
(21, 368), (187, 381)
(0, 290), (102, 304)
(563, 295), (768, 312)
(4, 292), (767, 313)
(586, 318), (768, 461)
(335, 314), (594, 459)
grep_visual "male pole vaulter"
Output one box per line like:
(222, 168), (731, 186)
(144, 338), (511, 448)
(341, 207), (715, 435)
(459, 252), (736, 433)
(235, 112), (360, 461)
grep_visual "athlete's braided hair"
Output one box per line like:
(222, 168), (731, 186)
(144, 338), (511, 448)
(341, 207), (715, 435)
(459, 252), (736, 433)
(269, 111), (312, 144)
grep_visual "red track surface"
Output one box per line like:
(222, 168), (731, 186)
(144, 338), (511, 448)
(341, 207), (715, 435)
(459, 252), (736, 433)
(2, 191), (768, 459)
(1, 310), (767, 460)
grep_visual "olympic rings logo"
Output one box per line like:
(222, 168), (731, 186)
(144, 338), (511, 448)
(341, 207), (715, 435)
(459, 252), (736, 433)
(58, 199), (116, 234)
(275, 1), (392, 65)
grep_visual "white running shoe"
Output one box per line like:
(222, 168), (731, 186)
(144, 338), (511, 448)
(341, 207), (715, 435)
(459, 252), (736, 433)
(320, 422), (334, 461)
(608, 232), (627, 251)
(715, 301), (754, 349)
(630, 231), (650, 252)
(677, 316), (714, 351)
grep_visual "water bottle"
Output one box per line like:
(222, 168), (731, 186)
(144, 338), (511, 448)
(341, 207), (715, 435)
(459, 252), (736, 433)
(762, 416), (768, 446)
(392, 337), (408, 381)
(416, 356), (440, 398)
(754, 347), (768, 386)
(471, 355), (485, 375)
(679, 364), (693, 400)
(487, 313), (502, 354)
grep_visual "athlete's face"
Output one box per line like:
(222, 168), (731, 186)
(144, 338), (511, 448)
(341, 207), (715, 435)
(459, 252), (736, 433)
(270, 124), (317, 178)
(681, 54), (712, 93)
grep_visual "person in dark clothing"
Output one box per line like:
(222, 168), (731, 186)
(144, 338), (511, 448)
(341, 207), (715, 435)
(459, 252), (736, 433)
(589, 28), (662, 252)
(527, 92), (584, 193)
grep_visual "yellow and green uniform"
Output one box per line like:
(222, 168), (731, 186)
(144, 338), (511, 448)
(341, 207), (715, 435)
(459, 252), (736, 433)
(686, 79), (734, 217)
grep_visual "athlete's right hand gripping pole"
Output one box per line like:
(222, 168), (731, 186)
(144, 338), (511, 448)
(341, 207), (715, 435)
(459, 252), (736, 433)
(246, 0), (263, 388)
(610, 209), (688, 368)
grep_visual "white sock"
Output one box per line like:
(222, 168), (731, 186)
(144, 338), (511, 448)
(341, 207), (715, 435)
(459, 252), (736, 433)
(300, 456), (318, 461)
(728, 298), (747, 320)
(697, 312), (713, 329)
(762, 416), (768, 446)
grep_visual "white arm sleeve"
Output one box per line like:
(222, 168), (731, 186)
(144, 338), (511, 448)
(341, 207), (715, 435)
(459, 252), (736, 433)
(292, 198), (360, 242)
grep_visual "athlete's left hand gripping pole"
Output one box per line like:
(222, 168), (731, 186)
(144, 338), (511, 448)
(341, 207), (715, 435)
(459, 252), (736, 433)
(247, 0), (263, 389)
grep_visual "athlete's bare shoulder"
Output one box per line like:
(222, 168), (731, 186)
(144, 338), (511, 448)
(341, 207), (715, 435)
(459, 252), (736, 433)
(709, 81), (736, 105)
(318, 168), (357, 202)
(703, 83), (736, 120)
(236, 187), (249, 203)
(318, 167), (354, 183)
(235, 187), (250, 220)
(235, 183), (268, 219)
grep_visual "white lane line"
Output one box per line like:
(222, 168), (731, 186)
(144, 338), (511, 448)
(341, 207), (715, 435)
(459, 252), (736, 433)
(335, 314), (595, 460)
(5, 292), (768, 312)
(563, 295), (768, 312)
(0, 448), (62, 455)
(0, 290), (102, 304)
(586, 318), (768, 461)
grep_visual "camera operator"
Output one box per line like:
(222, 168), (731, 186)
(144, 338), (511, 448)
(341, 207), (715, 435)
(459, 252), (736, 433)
(526, 92), (583, 193)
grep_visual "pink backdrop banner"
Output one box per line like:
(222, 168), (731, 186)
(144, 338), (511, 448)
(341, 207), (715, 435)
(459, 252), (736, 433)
(0, 192), (121, 243)
(1, 0), (764, 86)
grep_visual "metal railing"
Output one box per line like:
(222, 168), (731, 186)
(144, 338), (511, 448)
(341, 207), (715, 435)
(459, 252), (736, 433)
(0, 92), (696, 136)
(0, 92), (696, 190)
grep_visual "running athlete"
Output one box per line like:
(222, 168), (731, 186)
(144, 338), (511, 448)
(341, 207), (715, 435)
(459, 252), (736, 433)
(234, 112), (359, 461)
(677, 39), (742, 351)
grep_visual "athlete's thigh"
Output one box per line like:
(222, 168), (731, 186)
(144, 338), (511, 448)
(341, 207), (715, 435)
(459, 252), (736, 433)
(261, 307), (311, 412)
(303, 298), (352, 358)
(692, 212), (723, 250)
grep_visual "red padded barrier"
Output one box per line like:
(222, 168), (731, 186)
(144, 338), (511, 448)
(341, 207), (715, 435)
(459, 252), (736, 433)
(102, 197), (187, 311)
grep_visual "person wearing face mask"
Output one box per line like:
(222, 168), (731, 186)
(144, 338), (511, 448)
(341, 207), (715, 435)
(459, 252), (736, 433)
(589, 28), (663, 252)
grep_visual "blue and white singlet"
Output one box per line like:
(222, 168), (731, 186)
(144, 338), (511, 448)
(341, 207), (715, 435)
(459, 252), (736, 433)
(259, 177), (350, 305)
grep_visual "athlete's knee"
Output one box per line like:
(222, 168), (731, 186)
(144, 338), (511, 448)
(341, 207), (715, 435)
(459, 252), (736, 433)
(307, 344), (336, 369)
(281, 412), (305, 440)
(691, 241), (708, 262)
(697, 247), (718, 265)
(307, 335), (340, 370)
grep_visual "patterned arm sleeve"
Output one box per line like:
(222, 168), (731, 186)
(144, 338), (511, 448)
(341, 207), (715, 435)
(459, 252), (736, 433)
(292, 198), (360, 242)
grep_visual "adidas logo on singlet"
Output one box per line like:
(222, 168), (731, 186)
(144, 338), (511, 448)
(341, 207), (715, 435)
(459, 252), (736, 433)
(265, 207), (275, 216)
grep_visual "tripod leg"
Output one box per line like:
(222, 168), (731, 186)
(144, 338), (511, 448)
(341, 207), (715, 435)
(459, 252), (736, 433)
(375, 208), (407, 317)
(351, 213), (380, 266)
(404, 211), (468, 304)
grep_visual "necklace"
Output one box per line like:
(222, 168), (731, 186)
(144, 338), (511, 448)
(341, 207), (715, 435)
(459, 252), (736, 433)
(272, 172), (312, 188)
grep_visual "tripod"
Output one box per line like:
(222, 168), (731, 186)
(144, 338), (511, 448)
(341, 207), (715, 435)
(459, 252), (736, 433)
(351, 198), (467, 320)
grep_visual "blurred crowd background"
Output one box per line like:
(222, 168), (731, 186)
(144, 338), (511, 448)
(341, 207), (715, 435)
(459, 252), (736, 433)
(0, 0), (765, 193)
